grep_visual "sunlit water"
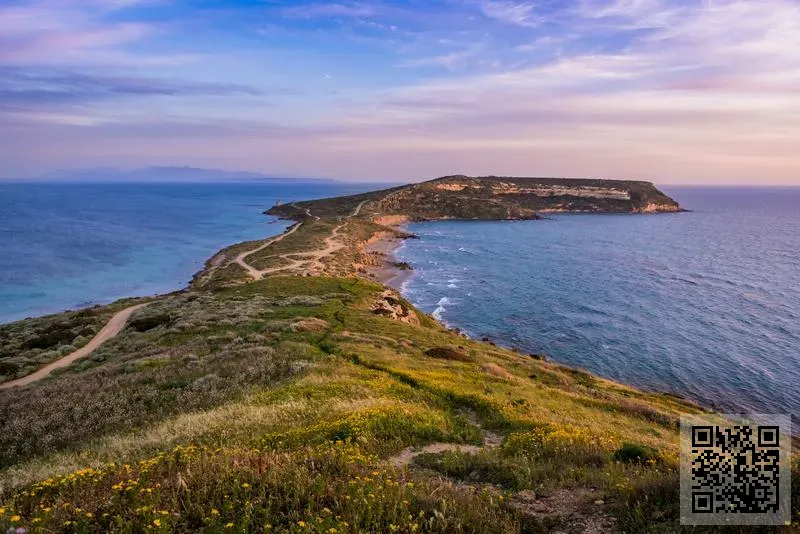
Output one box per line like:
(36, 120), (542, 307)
(0, 181), (373, 323)
(397, 187), (800, 417)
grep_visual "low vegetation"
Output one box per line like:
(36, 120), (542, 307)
(4, 273), (779, 532)
(0, 300), (143, 384)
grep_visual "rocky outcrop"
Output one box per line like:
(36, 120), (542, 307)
(372, 290), (419, 325)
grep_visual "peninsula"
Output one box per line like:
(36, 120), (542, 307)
(0, 176), (727, 533)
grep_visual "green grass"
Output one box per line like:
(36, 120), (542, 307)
(0, 275), (781, 532)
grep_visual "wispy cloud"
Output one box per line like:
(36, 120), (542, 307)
(478, 1), (541, 27)
(281, 2), (377, 19)
(0, 67), (268, 110)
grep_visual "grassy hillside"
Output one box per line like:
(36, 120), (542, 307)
(1, 276), (729, 532)
(3, 178), (796, 533)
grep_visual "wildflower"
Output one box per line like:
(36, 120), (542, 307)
(297, 521), (307, 528)
(11, 515), (21, 522)
(322, 507), (332, 515)
(153, 519), (161, 527)
(86, 512), (94, 518)
(211, 509), (220, 516)
(225, 523), (234, 528)
(0, 508), (4, 515)
(241, 483), (250, 489)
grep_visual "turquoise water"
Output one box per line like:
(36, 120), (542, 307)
(0, 181), (373, 323)
(397, 187), (800, 417)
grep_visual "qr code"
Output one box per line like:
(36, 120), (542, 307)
(681, 414), (791, 526)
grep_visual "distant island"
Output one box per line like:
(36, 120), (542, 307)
(0, 174), (704, 534)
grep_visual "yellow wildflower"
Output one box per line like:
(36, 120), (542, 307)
(241, 483), (250, 489)
(153, 519), (161, 527)
(11, 515), (21, 522)
(297, 520), (307, 527)
(211, 509), (220, 516)
(225, 522), (234, 528)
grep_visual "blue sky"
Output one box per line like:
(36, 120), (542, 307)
(1, 0), (798, 183)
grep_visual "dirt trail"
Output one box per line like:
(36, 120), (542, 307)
(235, 222), (303, 280)
(387, 412), (502, 469)
(236, 200), (367, 280)
(385, 413), (614, 532)
(0, 303), (150, 390)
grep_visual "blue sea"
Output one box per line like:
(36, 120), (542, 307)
(396, 187), (800, 417)
(0, 181), (373, 323)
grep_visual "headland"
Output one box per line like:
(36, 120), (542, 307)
(0, 175), (724, 534)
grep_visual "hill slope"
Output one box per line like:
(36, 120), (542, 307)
(5, 177), (788, 533)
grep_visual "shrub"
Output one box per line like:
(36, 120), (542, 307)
(613, 443), (658, 463)
(424, 347), (471, 362)
(129, 313), (172, 332)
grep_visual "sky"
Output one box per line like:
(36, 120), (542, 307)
(1, 0), (798, 184)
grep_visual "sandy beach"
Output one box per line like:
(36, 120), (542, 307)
(363, 233), (414, 290)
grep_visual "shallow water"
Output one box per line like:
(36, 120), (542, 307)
(397, 187), (800, 417)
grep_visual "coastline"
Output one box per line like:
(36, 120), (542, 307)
(362, 230), (414, 291)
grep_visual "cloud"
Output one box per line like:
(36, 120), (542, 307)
(3, 0), (800, 183)
(0, 0), (165, 66)
(478, 1), (540, 27)
(281, 2), (376, 19)
(397, 43), (486, 70)
(0, 67), (271, 116)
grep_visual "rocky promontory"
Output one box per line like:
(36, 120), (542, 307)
(267, 175), (682, 222)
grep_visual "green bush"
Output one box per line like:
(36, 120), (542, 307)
(129, 313), (172, 332)
(424, 347), (471, 362)
(613, 442), (658, 463)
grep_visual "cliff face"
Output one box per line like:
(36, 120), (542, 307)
(268, 175), (681, 222)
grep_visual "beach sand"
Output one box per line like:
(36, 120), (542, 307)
(363, 234), (413, 290)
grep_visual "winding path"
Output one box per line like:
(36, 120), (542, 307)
(234, 222), (303, 280)
(0, 303), (150, 390)
(236, 200), (367, 280)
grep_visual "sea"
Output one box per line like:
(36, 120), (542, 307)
(1, 182), (798, 418)
(395, 187), (800, 418)
(0, 181), (374, 324)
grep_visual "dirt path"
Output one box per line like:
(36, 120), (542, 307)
(385, 413), (615, 532)
(235, 222), (303, 280)
(0, 303), (150, 390)
(387, 412), (502, 469)
(236, 200), (367, 280)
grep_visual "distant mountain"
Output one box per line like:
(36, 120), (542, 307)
(32, 166), (337, 183)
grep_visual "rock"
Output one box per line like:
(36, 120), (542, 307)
(371, 290), (419, 325)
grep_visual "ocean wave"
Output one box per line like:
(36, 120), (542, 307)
(432, 296), (451, 320)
